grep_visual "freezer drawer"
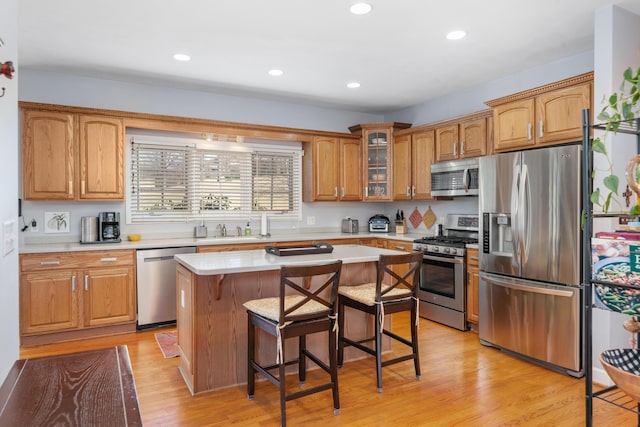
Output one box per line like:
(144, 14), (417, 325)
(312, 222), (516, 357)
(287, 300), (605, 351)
(136, 246), (196, 329)
(479, 272), (582, 376)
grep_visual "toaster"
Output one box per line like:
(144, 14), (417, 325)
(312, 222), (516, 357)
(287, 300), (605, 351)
(368, 214), (390, 233)
(341, 218), (359, 233)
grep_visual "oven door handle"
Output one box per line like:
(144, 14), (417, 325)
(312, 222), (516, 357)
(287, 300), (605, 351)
(422, 254), (464, 265)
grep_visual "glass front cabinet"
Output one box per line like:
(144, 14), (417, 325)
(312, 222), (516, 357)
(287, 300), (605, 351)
(349, 122), (411, 201)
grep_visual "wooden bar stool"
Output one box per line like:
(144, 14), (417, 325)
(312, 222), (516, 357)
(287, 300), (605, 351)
(244, 260), (342, 427)
(337, 252), (422, 392)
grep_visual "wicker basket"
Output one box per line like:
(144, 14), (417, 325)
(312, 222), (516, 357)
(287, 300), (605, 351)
(600, 348), (640, 402)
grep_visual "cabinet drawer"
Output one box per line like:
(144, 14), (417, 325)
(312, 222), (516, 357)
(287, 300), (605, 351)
(21, 250), (135, 271)
(385, 240), (413, 252)
(467, 248), (479, 268)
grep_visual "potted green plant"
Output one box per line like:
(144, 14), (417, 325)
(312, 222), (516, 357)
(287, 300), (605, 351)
(591, 66), (640, 213)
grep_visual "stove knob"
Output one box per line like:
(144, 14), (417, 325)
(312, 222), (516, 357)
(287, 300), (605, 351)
(432, 246), (439, 253)
(443, 247), (450, 254)
(451, 248), (458, 256)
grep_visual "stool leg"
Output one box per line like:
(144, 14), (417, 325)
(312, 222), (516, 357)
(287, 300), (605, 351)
(298, 335), (306, 385)
(337, 299), (345, 368)
(329, 316), (340, 414)
(247, 316), (256, 399)
(375, 305), (383, 393)
(411, 303), (421, 380)
(279, 337), (287, 427)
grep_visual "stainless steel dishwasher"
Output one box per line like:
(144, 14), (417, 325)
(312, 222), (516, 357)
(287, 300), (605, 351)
(136, 246), (196, 329)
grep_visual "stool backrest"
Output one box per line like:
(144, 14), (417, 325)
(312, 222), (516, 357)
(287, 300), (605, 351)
(376, 252), (422, 302)
(280, 260), (343, 323)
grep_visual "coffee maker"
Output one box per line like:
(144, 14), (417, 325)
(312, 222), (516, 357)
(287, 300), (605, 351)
(99, 212), (121, 242)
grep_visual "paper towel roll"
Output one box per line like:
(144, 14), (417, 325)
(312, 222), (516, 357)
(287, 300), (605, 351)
(260, 213), (268, 236)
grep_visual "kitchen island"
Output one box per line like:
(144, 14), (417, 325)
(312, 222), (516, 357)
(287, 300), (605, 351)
(174, 244), (404, 395)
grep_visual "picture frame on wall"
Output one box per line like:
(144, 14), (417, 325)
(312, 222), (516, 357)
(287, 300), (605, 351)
(44, 212), (70, 233)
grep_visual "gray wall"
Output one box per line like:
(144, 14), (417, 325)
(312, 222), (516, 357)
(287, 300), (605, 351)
(0, 0), (20, 381)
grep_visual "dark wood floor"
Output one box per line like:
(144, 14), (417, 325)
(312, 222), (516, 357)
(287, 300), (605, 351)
(20, 315), (638, 426)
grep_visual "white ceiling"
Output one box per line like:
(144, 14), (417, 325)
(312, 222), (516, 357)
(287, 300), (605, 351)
(16, 0), (640, 114)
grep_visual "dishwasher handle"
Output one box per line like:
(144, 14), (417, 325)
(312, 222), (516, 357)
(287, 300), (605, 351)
(143, 255), (176, 262)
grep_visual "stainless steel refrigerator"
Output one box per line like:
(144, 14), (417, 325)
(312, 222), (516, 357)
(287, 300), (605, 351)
(478, 144), (582, 377)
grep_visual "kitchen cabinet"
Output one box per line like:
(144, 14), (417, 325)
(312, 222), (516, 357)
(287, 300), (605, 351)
(466, 247), (479, 328)
(349, 122), (412, 201)
(435, 117), (489, 162)
(22, 108), (125, 200)
(393, 130), (435, 200)
(487, 73), (592, 152)
(304, 136), (362, 201)
(384, 239), (413, 252)
(19, 250), (136, 341)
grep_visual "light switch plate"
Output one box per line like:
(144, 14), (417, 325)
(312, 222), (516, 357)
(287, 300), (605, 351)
(3, 219), (17, 256)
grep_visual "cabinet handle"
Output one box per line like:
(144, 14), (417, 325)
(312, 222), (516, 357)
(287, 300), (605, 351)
(394, 245), (405, 250)
(411, 185), (415, 197)
(460, 141), (465, 156)
(341, 187), (345, 198)
(84, 275), (89, 291)
(365, 187), (368, 198)
(81, 180), (85, 194)
(470, 256), (479, 261)
(100, 257), (117, 262)
(40, 261), (60, 266)
(453, 142), (457, 157)
(334, 187), (338, 198)
(406, 186), (410, 197)
(527, 123), (532, 140)
(72, 275), (76, 293)
(69, 181), (73, 196)
(538, 120), (544, 138)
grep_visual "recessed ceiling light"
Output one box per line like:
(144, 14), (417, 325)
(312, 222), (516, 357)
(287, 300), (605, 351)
(268, 69), (284, 76)
(350, 3), (372, 15)
(446, 30), (467, 40)
(347, 82), (361, 89)
(173, 53), (191, 61)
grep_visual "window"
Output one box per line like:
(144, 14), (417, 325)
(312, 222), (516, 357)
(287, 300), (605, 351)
(127, 136), (302, 223)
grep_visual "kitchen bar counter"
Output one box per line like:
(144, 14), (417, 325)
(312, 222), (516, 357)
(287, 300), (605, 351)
(20, 231), (423, 254)
(174, 244), (403, 394)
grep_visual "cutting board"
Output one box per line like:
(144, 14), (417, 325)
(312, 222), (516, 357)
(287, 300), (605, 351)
(423, 206), (436, 229)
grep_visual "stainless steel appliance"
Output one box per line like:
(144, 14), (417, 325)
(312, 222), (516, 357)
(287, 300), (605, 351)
(413, 214), (478, 331)
(368, 214), (390, 232)
(478, 144), (582, 377)
(136, 246), (196, 329)
(431, 157), (480, 197)
(342, 217), (359, 233)
(99, 212), (121, 242)
(80, 216), (99, 243)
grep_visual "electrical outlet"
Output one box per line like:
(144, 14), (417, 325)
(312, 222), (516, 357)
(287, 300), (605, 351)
(307, 216), (315, 225)
(30, 218), (38, 232)
(619, 216), (638, 225)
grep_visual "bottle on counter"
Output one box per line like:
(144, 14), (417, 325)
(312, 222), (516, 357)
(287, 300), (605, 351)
(245, 222), (251, 236)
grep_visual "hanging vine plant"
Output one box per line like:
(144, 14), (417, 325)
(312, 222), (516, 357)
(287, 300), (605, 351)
(591, 66), (640, 213)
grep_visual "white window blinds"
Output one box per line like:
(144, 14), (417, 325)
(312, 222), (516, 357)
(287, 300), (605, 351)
(128, 137), (302, 223)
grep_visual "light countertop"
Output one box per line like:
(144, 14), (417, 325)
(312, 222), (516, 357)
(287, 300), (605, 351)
(175, 244), (406, 275)
(19, 232), (423, 254)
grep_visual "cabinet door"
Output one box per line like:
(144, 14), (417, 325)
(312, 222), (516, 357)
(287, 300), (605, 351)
(78, 115), (125, 199)
(339, 138), (363, 200)
(392, 134), (412, 200)
(22, 110), (75, 200)
(20, 270), (79, 334)
(435, 125), (459, 162)
(492, 99), (536, 152)
(412, 130), (434, 200)
(535, 83), (590, 145)
(312, 136), (340, 201)
(460, 118), (487, 158)
(363, 129), (392, 200)
(83, 266), (135, 327)
(467, 248), (479, 325)
(176, 264), (194, 376)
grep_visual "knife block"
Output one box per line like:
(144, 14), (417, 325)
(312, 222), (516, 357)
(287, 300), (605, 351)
(395, 219), (407, 234)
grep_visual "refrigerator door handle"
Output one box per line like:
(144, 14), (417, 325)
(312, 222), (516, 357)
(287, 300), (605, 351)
(519, 163), (529, 265)
(482, 273), (575, 297)
(462, 167), (469, 192)
(510, 165), (520, 266)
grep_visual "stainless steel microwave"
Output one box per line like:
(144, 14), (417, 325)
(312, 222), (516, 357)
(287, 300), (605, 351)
(430, 158), (479, 197)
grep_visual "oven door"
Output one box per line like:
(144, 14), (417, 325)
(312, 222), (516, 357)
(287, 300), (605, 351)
(418, 254), (465, 311)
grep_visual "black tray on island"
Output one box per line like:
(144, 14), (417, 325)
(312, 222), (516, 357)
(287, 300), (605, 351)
(265, 242), (333, 256)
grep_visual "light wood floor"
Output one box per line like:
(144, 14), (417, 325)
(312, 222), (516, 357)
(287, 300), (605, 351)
(20, 315), (638, 426)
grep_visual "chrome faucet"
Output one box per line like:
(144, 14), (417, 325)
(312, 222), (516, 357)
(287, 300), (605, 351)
(236, 226), (243, 237)
(217, 224), (227, 237)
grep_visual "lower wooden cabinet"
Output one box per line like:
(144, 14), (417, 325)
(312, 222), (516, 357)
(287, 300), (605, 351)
(466, 247), (479, 327)
(19, 250), (136, 339)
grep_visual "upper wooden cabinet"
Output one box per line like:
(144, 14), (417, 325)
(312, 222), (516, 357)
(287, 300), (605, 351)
(303, 135), (362, 201)
(486, 73), (593, 152)
(435, 116), (489, 162)
(349, 122), (411, 201)
(393, 130), (434, 200)
(22, 108), (125, 200)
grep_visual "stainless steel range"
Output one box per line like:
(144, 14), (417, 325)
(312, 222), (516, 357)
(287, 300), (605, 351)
(413, 214), (478, 331)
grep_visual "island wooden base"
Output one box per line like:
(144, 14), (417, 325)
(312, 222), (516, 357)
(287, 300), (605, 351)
(176, 261), (390, 394)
